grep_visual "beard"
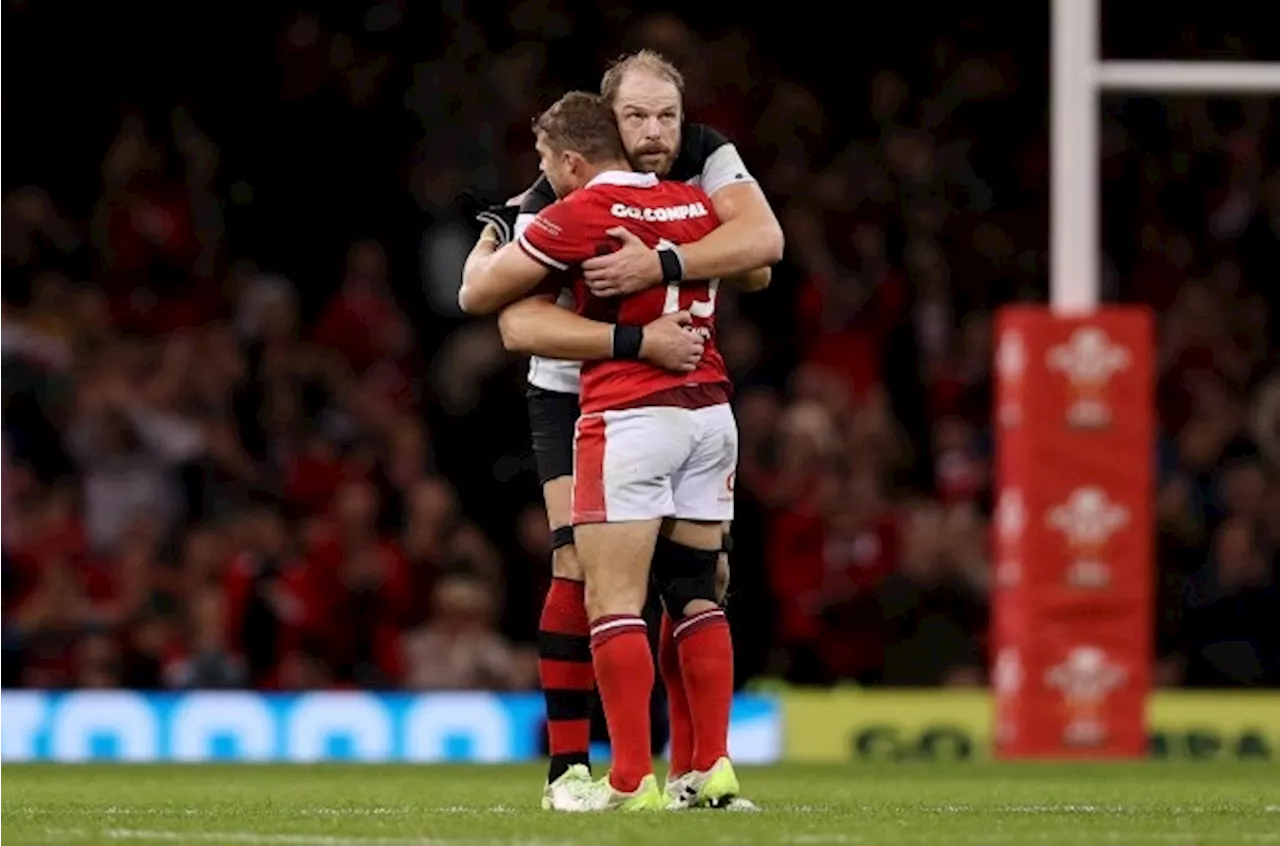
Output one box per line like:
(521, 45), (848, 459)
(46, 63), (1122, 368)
(629, 144), (676, 176)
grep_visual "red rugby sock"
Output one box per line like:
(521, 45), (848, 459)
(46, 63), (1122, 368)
(675, 608), (733, 772)
(590, 615), (654, 793)
(659, 612), (694, 776)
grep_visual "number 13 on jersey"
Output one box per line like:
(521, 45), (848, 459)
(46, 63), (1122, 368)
(658, 240), (720, 318)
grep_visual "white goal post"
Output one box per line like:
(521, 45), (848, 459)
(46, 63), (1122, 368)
(1051, 0), (1280, 314)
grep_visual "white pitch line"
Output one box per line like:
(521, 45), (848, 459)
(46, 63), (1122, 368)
(780, 836), (1280, 845)
(21, 806), (504, 818)
(775, 805), (832, 813)
(45, 830), (459, 846)
(39, 825), (1280, 846)
(43, 830), (578, 846)
(303, 809), (414, 817)
(431, 806), (515, 814)
(922, 804), (1270, 815)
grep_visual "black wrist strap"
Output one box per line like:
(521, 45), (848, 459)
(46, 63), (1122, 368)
(612, 325), (644, 360)
(658, 244), (684, 283)
(550, 526), (575, 551)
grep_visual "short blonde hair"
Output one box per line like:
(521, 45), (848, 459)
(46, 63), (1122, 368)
(532, 91), (626, 163)
(600, 49), (685, 106)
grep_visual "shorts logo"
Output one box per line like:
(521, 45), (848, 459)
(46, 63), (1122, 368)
(720, 471), (735, 503)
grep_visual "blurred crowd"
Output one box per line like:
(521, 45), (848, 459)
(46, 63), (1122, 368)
(3, 5), (1278, 691)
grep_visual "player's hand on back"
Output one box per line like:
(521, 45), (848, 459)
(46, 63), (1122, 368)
(640, 310), (704, 373)
(583, 226), (662, 297)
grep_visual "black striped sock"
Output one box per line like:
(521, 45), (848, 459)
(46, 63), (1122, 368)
(538, 578), (593, 782)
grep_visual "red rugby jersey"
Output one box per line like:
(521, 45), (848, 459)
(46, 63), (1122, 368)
(517, 170), (730, 414)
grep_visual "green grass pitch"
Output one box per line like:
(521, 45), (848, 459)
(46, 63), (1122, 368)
(4, 763), (1279, 845)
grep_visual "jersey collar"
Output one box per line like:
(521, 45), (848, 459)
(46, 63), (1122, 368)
(585, 170), (659, 189)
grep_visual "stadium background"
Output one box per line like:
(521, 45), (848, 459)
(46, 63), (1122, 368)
(3, 1), (1278, 763)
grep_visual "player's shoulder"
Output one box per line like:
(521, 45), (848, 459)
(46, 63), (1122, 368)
(538, 187), (599, 218)
(669, 123), (733, 182)
(560, 184), (615, 215)
(595, 177), (708, 210)
(682, 123), (733, 159)
(529, 186), (611, 242)
(651, 178), (711, 205)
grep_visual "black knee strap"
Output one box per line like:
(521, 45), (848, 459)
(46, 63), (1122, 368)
(551, 526), (575, 551)
(652, 536), (719, 617)
(721, 532), (733, 555)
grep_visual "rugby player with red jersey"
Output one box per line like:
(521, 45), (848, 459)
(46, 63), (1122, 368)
(521, 183), (729, 419)
(463, 50), (782, 812)
(460, 91), (769, 811)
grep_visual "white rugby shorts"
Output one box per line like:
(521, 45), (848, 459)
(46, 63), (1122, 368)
(571, 403), (738, 525)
